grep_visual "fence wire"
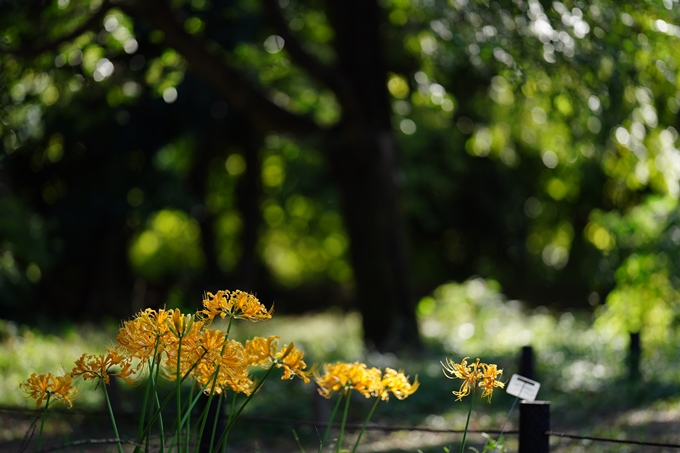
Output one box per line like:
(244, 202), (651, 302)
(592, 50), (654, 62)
(0, 406), (518, 434)
(239, 415), (519, 434)
(546, 430), (680, 449)
(5, 406), (680, 450)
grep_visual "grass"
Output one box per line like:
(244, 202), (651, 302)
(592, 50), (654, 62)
(2, 278), (680, 452)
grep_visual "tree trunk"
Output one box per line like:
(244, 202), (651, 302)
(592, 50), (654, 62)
(234, 123), (264, 291)
(133, 0), (421, 351)
(327, 129), (419, 350)
(326, 0), (420, 351)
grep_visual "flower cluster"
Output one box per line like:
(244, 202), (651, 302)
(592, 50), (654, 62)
(19, 372), (77, 409)
(21, 290), (307, 404)
(441, 356), (505, 401)
(314, 362), (419, 453)
(71, 348), (135, 386)
(201, 289), (273, 322)
(315, 362), (419, 401)
(245, 336), (313, 383)
(17, 288), (426, 453)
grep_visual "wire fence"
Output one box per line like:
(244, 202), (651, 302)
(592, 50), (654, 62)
(545, 431), (680, 449)
(4, 405), (680, 451)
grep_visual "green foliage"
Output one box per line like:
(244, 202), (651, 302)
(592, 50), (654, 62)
(256, 135), (351, 285)
(129, 209), (205, 281)
(229, 308), (364, 363)
(419, 278), (628, 393)
(153, 137), (195, 178)
(391, 0), (680, 299)
(0, 197), (51, 311)
(3, 0), (680, 327)
(592, 195), (680, 346)
(0, 320), (107, 407)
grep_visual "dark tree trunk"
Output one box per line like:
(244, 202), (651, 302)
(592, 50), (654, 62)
(327, 130), (419, 350)
(134, 0), (421, 351)
(191, 124), (223, 289)
(234, 124), (264, 291)
(325, 0), (420, 350)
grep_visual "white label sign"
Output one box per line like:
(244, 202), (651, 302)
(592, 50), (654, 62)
(506, 374), (540, 401)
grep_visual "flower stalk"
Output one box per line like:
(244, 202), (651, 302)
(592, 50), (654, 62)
(441, 357), (505, 453)
(36, 392), (50, 452)
(314, 362), (419, 453)
(459, 387), (476, 453)
(102, 378), (124, 453)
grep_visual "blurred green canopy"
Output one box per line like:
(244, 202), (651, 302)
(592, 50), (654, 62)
(2, 0), (680, 349)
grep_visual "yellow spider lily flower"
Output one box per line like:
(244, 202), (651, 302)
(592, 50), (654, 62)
(480, 363), (505, 402)
(163, 320), (206, 380)
(168, 309), (196, 338)
(441, 357), (482, 401)
(245, 336), (313, 383)
(442, 357), (505, 402)
(315, 362), (382, 399)
(20, 373), (77, 409)
(377, 368), (419, 401)
(278, 342), (315, 383)
(192, 335), (252, 395)
(117, 308), (173, 366)
(201, 290), (273, 322)
(71, 348), (135, 386)
(245, 336), (280, 368)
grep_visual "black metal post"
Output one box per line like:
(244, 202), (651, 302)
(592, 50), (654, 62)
(628, 331), (641, 382)
(519, 345), (535, 380)
(519, 400), (550, 453)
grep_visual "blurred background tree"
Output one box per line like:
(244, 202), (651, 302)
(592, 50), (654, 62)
(2, 0), (680, 350)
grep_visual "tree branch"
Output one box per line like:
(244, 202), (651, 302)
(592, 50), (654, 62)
(259, 0), (358, 115)
(12, 1), (114, 57)
(126, 0), (322, 137)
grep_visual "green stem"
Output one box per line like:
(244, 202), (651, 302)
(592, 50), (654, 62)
(136, 363), (153, 452)
(176, 336), (184, 453)
(208, 393), (225, 453)
(319, 393), (344, 453)
(168, 355), (200, 453)
(151, 359), (166, 453)
(221, 394), (237, 453)
(136, 342), (161, 453)
(180, 379), (213, 430)
(292, 429), (307, 453)
(336, 390), (352, 453)
(212, 366), (276, 453)
(103, 379), (124, 453)
(226, 391), (237, 428)
(140, 349), (208, 442)
(459, 391), (476, 453)
(225, 317), (233, 338)
(36, 392), (51, 452)
(194, 381), (221, 453)
(196, 320), (232, 453)
(185, 381), (196, 453)
(351, 396), (380, 453)
(489, 395), (520, 453)
(223, 392), (238, 453)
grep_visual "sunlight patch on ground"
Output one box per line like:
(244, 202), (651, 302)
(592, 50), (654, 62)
(0, 321), (110, 407)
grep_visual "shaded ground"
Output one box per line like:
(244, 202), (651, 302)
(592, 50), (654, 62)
(3, 363), (680, 453)
(4, 293), (680, 453)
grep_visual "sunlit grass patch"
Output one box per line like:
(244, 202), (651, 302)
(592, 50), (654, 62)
(226, 308), (364, 363)
(418, 278), (631, 393)
(0, 320), (111, 407)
